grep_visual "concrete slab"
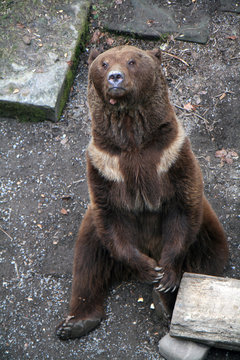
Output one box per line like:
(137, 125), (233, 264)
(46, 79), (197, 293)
(103, 0), (211, 44)
(220, 0), (240, 13)
(0, 0), (91, 121)
(158, 334), (210, 360)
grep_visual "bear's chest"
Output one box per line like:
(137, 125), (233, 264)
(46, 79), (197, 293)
(87, 141), (175, 212)
(113, 151), (173, 212)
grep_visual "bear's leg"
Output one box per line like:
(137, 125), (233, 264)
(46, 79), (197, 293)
(150, 208), (189, 317)
(186, 196), (228, 276)
(56, 208), (114, 340)
(155, 197), (228, 317)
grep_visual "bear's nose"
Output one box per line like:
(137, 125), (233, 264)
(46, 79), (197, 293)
(107, 71), (124, 86)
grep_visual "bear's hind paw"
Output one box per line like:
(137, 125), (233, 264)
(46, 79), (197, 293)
(56, 316), (101, 340)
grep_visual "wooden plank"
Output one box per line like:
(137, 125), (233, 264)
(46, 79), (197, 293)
(170, 273), (240, 351)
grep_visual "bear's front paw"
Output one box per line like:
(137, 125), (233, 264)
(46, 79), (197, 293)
(56, 315), (101, 340)
(139, 260), (164, 284)
(152, 266), (165, 283)
(154, 267), (180, 294)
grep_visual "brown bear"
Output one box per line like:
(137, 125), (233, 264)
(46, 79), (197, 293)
(56, 45), (228, 340)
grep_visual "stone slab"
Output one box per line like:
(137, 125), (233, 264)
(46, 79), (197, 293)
(220, 0), (240, 13)
(158, 333), (210, 360)
(0, 0), (91, 121)
(170, 273), (240, 352)
(103, 0), (210, 44)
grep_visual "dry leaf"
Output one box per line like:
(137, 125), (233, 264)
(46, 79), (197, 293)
(215, 149), (227, 158)
(91, 29), (103, 44)
(35, 67), (44, 73)
(37, 224), (42, 229)
(219, 93), (226, 100)
(225, 156), (233, 164)
(67, 60), (73, 67)
(215, 149), (238, 166)
(228, 151), (238, 158)
(60, 208), (68, 215)
(147, 19), (155, 27)
(184, 102), (194, 111)
(17, 23), (25, 29)
(226, 35), (237, 40)
(60, 137), (68, 145)
(106, 37), (114, 46)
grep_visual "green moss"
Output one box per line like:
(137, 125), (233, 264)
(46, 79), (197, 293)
(57, 2), (91, 119)
(0, 101), (54, 122)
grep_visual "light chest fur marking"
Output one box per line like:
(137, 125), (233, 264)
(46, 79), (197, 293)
(88, 120), (185, 184)
(157, 120), (185, 174)
(88, 140), (124, 182)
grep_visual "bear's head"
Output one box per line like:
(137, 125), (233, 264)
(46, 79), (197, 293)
(88, 46), (162, 106)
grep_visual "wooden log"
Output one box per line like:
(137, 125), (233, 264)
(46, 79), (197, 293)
(170, 273), (240, 351)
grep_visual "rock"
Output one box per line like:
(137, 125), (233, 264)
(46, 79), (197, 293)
(22, 35), (31, 45)
(158, 333), (210, 360)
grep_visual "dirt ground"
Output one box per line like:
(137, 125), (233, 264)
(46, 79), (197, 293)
(1, 1), (239, 359)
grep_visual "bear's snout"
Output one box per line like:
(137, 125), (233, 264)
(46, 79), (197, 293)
(107, 70), (125, 87)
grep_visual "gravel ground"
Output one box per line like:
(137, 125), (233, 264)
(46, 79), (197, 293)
(0, 2), (239, 359)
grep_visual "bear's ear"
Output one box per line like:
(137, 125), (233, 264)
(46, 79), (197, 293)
(148, 48), (161, 62)
(88, 49), (100, 65)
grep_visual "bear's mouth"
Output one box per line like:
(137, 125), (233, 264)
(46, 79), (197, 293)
(108, 87), (126, 97)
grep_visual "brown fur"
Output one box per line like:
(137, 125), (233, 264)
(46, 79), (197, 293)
(56, 46), (228, 339)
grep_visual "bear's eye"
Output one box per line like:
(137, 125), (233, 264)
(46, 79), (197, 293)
(102, 61), (108, 69)
(128, 59), (135, 66)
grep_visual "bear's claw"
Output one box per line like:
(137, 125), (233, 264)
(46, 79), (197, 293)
(56, 317), (101, 340)
(152, 267), (164, 283)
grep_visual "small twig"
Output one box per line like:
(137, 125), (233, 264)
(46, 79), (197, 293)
(67, 179), (85, 188)
(12, 260), (20, 279)
(174, 104), (209, 123)
(174, 104), (211, 134)
(193, 112), (209, 124)
(0, 226), (13, 240)
(174, 104), (186, 112)
(215, 90), (234, 98)
(162, 51), (190, 67)
(202, 108), (209, 117)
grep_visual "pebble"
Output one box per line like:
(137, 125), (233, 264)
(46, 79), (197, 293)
(158, 334), (210, 360)
(22, 35), (31, 45)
